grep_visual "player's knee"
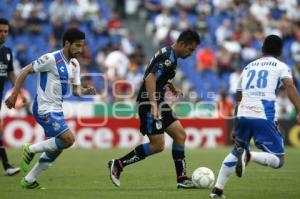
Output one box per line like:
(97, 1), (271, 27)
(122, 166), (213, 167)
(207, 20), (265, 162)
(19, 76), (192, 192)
(150, 141), (164, 153)
(173, 131), (187, 144)
(273, 155), (284, 169)
(60, 134), (75, 148)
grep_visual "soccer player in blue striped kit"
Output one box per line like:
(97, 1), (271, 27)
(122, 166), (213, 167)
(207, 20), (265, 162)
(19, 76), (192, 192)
(5, 28), (96, 189)
(210, 35), (300, 198)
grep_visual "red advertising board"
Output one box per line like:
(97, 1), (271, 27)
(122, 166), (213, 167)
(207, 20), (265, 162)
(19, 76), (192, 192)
(3, 117), (227, 148)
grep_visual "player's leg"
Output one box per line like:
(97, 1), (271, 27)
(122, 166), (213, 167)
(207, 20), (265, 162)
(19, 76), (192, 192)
(108, 103), (165, 187)
(250, 120), (285, 169)
(0, 119), (20, 176)
(21, 150), (62, 189)
(109, 134), (164, 187)
(210, 117), (252, 198)
(21, 129), (74, 189)
(165, 120), (194, 188)
(21, 112), (72, 172)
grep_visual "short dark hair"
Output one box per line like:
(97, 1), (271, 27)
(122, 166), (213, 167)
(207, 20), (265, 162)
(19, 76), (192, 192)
(262, 35), (283, 57)
(177, 29), (200, 45)
(0, 18), (9, 26)
(62, 28), (85, 46)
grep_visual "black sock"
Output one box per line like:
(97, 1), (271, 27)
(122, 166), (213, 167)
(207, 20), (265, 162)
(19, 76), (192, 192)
(118, 144), (147, 168)
(0, 135), (10, 170)
(172, 144), (187, 182)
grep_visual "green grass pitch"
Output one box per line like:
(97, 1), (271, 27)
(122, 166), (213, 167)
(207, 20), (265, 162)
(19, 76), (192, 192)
(1, 147), (299, 199)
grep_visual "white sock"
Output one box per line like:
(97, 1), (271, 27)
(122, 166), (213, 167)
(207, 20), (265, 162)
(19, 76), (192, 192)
(29, 138), (62, 153)
(25, 152), (53, 183)
(215, 153), (237, 190)
(250, 152), (280, 168)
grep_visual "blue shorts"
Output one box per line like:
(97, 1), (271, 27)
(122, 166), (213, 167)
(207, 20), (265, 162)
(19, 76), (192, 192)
(235, 117), (284, 155)
(33, 111), (69, 138)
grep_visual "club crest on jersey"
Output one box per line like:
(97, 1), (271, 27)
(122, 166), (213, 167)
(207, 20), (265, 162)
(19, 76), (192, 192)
(52, 122), (61, 131)
(164, 59), (171, 67)
(6, 53), (10, 61)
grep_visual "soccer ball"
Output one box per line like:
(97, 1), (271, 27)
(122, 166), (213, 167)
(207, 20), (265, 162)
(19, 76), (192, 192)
(192, 167), (215, 188)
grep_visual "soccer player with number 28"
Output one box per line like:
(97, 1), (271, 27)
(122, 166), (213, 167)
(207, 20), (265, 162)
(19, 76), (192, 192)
(210, 35), (300, 198)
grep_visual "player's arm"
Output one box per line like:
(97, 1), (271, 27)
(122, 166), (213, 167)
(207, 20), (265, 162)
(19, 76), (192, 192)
(282, 78), (300, 123)
(166, 82), (183, 97)
(5, 65), (34, 109)
(145, 73), (159, 120)
(72, 85), (96, 96)
(8, 71), (16, 85)
(70, 58), (96, 97)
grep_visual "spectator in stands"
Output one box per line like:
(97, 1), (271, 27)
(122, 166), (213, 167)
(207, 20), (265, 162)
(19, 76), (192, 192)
(82, 0), (100, 22)
(250, 0), (270, 27)
(217, 89), (233, 118)
(196, 47), (216, 74)
(215, 19), (233, 45)
(291, 31), (300, 63)
(90, 11), (108, 37)
(126, 54), (144, 94)
(49, 0), (69, 23)
(177, 0), (197, 14)
(26, 10), (43, 35)
(49, 19), (65, 50)
(16, 0), (34, 20)
(216, 45), (232, 77)
(153, 8), (173, 46)
(195, 12), (209, 39)
(104, 47), (130, 81)
(108, 12), (126, 36)
(144, 0), (161, 20)
(15, 43), (29, 68)
(133, 44), (146, 68)
(121, 31), (136, 55)
(10, 10), (26, 37)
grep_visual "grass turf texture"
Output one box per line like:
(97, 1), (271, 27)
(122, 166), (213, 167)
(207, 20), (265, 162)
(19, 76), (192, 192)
(1, 147), (299, 199)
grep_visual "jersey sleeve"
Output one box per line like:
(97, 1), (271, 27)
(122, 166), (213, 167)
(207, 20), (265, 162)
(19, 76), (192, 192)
(7, 49), (14, 72)
(70, 58), (81, 85)
(31, 53), (54, 72)
(236, 74), (243, 91)
(279, 63), (292, 80)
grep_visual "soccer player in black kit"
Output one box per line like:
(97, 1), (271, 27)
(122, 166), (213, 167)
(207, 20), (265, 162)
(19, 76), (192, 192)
(0, 18), (20, 176)
(109, 30), (200, 188)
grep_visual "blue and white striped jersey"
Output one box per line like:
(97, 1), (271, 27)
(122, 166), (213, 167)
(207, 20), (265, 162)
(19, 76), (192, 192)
(31, 50), (81, 114)
(237, 56), (292, 121)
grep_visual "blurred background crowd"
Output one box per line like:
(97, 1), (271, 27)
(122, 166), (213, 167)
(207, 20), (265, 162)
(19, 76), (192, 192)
(1, 0), (300, 119)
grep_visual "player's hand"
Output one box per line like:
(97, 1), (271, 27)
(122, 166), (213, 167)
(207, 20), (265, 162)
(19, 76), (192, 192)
(172, 89), (183, 97)
(151, 103), (160, 120)
(5, 93), (17, 109)
(167, 84), (183, 97)
(85, 87), (96, 95)
(297, 112), (300, 124)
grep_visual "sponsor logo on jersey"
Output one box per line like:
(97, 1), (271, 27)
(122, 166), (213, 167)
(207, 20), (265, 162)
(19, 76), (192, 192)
(240, 104), (264, 113)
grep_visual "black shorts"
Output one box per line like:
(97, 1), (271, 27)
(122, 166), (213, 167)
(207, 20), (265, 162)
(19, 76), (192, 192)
(138, 102), (177, 136)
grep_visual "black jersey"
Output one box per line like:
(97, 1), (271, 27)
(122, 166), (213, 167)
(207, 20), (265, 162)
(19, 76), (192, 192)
(136, 46), (177, 103)
(0, 45), (14, 101)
